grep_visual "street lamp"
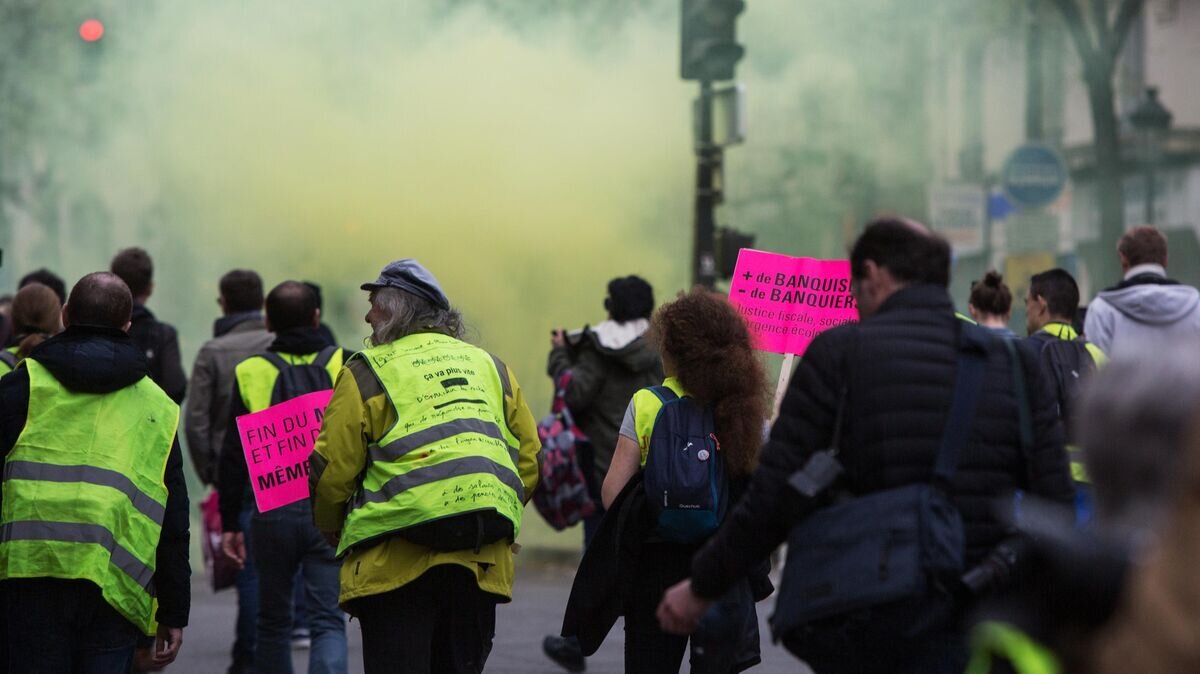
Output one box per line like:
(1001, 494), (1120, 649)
(1129, 86), (1173, 225)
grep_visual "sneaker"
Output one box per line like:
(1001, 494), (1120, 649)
(542, 635), (586, 673)
(291, 627), (311, 650)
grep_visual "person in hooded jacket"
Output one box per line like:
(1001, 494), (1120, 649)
(0, 272), (190, 672)
(1084, 225), (1200, 358)
(547, 275), (664, 542)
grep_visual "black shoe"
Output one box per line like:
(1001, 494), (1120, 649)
(542, 635), (586, 673)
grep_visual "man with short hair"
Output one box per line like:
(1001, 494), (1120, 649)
(0, 272), (190, 672)
(111, 247), (187, 403)
(1025, 268), (1106, 495)
(17, 268), (66, 305)
(657, 218), (1074, 673)
(219, 281), (348, 674)
(1084, 225), (1200, 357)
(184, 268), (272, 674)
(310, 259), (541, 674)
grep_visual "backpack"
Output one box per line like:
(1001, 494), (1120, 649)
(533, 372), (597, 530)
(1036, 338), (1096, 443)
(257, 346), (338, 404)
(643, 386), (728, 545)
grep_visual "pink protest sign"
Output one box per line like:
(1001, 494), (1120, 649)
(728, 249), (858, 355)
(236, 389), (333, 512)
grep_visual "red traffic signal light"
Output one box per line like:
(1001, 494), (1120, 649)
(79, 19), (105, 43)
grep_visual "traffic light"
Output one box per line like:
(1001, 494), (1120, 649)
(79, 19), (105, 43)
(681, 0), (746, 82)
(714, 227), (755, 280)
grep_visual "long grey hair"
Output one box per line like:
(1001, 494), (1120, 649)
(368, 287), (464, 346)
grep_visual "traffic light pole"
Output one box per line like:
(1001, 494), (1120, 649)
(693, 81), (720, 289)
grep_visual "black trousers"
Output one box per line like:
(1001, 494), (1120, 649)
(350, 564), (497, 674)
(624, 542), (698, 674)
(2, 578), (141, 674)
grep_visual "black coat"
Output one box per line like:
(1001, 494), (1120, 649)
(562, 473), (768, 672)
(128, 304), (187, 404)
(0, 325), (191, 628)
(692, 285), (1075, 600)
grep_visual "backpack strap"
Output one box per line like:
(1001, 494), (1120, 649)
(256, 351), (291, 371)
(932, 323), (990, 485)
(648, 385), (679, 404)
(311, 345), (338, 369)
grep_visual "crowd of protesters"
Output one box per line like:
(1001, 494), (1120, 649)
(0, 222), (1198, 674)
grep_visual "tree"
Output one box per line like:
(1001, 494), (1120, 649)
(1046, 0), (1144, 254)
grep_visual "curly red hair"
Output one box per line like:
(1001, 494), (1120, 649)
(649, 287), (769, 478)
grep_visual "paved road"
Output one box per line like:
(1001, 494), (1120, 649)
(173, 560), (809, 673)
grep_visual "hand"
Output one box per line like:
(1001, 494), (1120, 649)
(132, 645), (158, 672)
(221, 531), (246, 570)
(152, 626), (183, 668)
(322, 530), (341, 548)
(656, 579), (711, 635)
(550, 329), (566, 349)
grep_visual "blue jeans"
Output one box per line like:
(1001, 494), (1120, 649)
(3, 578), (141, 673)
(250, 501), (347, 674)
(235, 507), (260, 666)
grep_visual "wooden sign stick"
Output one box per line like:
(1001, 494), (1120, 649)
(770, 353), (796, 423)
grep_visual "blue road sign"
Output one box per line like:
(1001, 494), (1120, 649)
(1001, 143), (1068, 209)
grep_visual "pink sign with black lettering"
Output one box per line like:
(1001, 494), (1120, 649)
(236, 389), (333, 512)
(727, 249), (858, 355)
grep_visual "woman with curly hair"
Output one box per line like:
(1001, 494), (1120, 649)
(601, 286), (770, 673)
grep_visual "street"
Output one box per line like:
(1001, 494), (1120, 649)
(174, 559), (808, 673)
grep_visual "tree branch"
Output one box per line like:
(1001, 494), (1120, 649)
(1110, 0), (1145, 60)
(1048, 0), (1101, 78)
(1089, 0), (1112, 57)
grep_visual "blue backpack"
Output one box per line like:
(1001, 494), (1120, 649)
(643, 386), (728, 544)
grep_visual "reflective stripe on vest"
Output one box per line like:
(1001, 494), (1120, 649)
(1067, 445), (1089, 483)
(631, 377), (689, 467)
(235, 348), (344, 414)
(338, 333), (522, 556)
(0, 358), (177, 635)
(966, 622), (1061, 674)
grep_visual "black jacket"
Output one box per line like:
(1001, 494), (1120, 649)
(691, 285), (1075, 600)
(129, 304), (187, 404)
(0, 325), (191, 628)
(218, 327), (334, 531)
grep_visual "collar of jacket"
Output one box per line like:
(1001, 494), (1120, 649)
(269, 326), (332, 354)
(213, 311), (264, 338)
(873, 284), (954, 318)
(27, 324), (148, 394)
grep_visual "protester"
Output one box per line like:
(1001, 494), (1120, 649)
(967, 271), (1015, 337)
(1084, 225), (1200, 357)
(309, 259), (540, 674)
(184, 268), (271, 674)
(17, 268), (66, 305)
(657, 218), (1074, 673)
(1, 283), (62, 375)
(543, 275), (663, 672)
(965, 341), (1200, 673)
(304, 281), (340, 347)
(0, 272), (190, 671)
(1024, 268), (1107, 505)
(219, 281), (348, 674)
(587, 287), (770, 674)
(110, 247), (187, 403)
